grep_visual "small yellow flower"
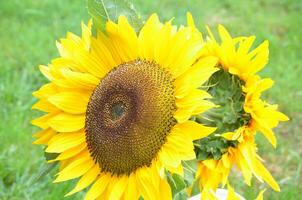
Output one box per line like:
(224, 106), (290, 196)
(193, 23), (288, 195)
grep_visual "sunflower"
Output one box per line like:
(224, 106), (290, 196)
(32, 14), (218, 200)
(191, 24), (288, 194)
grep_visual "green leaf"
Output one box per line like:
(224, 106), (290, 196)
(174, 190), (188, 200)
(32, 162), (58, 183)
(183, 160), (197, 185)
(166, 172), (187, 198)
(87, 0), (143, 32)
(190, 180), (200, 196)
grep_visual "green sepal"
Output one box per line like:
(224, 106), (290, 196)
(194, 136), (238, 161)
(44, 151), (59, 161)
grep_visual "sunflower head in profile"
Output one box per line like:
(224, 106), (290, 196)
(192, 25), (289, 194)
(32, 14), (218, 199)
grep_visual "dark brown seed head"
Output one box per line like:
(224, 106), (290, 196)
(85, 60), (177, 175)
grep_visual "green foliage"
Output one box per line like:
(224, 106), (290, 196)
(87, 0), (143, 32)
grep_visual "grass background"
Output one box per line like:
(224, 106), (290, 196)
(0, 0), (301, 199)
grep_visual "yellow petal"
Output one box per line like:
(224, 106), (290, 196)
(48, 92), (89, 114)
(54, 153), (93, 182)
(201, 189), (217, 200)
(226, 183), (241, 200)
(154, 21), (173, 66)
(81, 20), (92, 50)
(52, 142), (87, 161)
(117, 16), (138, 60)
(176, 89), (211, 108)
(59, 37), (107, 78)
(160, 148), (182, 168)
(33, 83), (57, 100)
(248, 41), (269, 74)
(256, 78), (274, 93)
(59, 158), (72, 171)
(191, 99), (216, 115)
(109, 175), (128, 200)
(175, 92), (214, 122)
(166, 164), (184, 176)
(32, 128), (57, 145)
(218, 24), (232, 42)
(106, 16), (138, 63)
(174, 120), (216, 140)
(139, 13), (162, 61)
(254, 118), (277, 148)
(163, 27), (202, 78)
(255, 189), (266, 200)
(203, 159), (217, 170)
(221, 132), (235, 141)
(51, 57), (84, 73)
(186, 12), (195, 28)
(206, 26), (216, 43)
(48, 113), (85, 132)
(174, 56), (218, 98)
(253, 158), (280, 192)
(123, 174), (139, 200)
(39, 65), (53, 81)
(32, 99), (58, 113)
(237, 153), (253, 186)
(65, 164), (99, 196)
(59, 68), (100, 90)
(159, 179), (172, 200)
(84, 174), (111, 200)
(46, 131), (85, 153)
(103, 177), (118, 200)
(173, 107), (195, 123)
(165, 131), (196, 161)
(136, 167), (159, 200)
(221, 153), (231, 169)
(32, 112), (59, 129)
(238, 36), (256, 55)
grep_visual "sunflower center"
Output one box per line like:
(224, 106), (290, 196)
(111, 102), (126, 120)
(85, 60), (176, 175)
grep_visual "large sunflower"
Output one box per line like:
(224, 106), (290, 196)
(32, 14), (218, 199)
(192, 25), (288, 194)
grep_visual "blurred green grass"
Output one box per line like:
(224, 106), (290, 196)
(0, 0), (301, 199)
